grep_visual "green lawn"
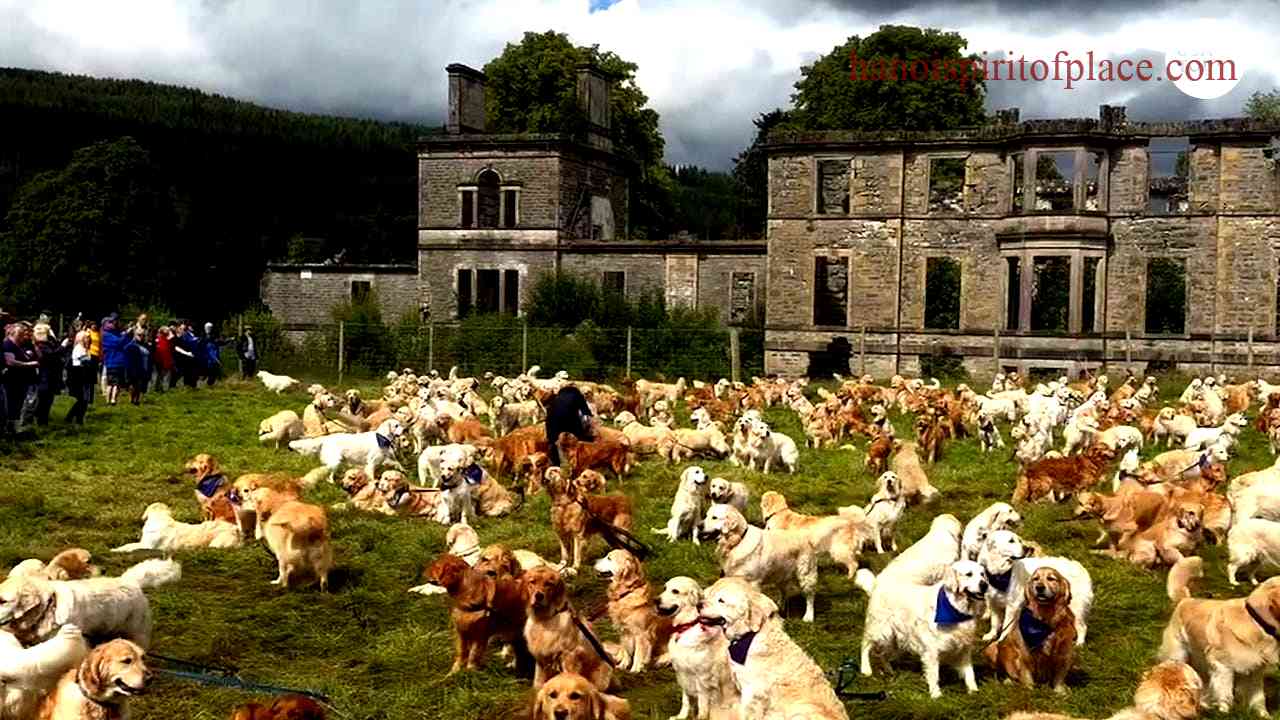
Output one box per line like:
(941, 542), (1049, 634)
(0, 376), (1270, 719)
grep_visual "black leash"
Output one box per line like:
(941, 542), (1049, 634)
(828, 658), (888, 700)
(580, 500), (653, 560)
(570, 613), (617, 668)
(148, 654), (333, 705)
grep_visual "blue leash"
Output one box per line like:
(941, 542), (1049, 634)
(149, 655), (332, 706)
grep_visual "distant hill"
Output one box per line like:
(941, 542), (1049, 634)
(0, 68), (435, 317)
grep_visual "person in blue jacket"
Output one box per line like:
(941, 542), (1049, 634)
(199, 322), (230, 387)
(98, 317), (128, 406)
(123, 327), (152, 406)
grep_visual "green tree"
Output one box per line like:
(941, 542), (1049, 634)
(483, 31), (671, 238)
(790, 25), (986, 132)
(0, 136), (177, 314)
(731, 109), (792, 238)
(1245, 90), (1280, 122)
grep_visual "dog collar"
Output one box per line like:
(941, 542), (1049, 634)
(196, 474), (226, 499)
(934, 587), (973, 625)
(1247, 602), (1280, 640)
(1019, 606), (1053, 650)
(75, 668), (126, 720)
(375, 433), (393, 450)
(986, 569), (1013, 594)
(728, 630), (757, 664)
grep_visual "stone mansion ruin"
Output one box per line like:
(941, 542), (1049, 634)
(260, 64), (1280, 378)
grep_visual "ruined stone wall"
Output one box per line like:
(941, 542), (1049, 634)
(260, 268), (418, 326)
(556, 253), (666, 301)
(417, 248), (556, 320)
(697, 255), (769, 325)
(418, 151), (560, 231)
(850, 152), (903, 215)
(559, 151), (628, 239)
(1105, 217), (1215, 334)
(900, 219), (1000, 331)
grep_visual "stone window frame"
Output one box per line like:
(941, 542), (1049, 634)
(811, 249), (851, 328)
(1011, 147), (1109, 215)
(924, 152), (970, 216)
(999, 237), (1106, 335)
(350, 279), (373, 304)
(457, 168), (520, 229)
(919, 252), (965, 330)
(1145, 137), (1190, 217)
(728, 271), (757, 326)
(453, 264), (525, 319)
(1140, 254), (1191, 338)
(602, 270), (626, 298)
(500, 185), (522, 228)
(812, 155), (852, 216)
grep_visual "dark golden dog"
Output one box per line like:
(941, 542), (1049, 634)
(984, 567), (1076, 692)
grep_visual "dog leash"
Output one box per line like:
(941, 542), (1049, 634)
(578, 500), (653, 560)
(569, 612), (617, 668)
(827, 658), (888, 700)
(148, 654), (336, 709)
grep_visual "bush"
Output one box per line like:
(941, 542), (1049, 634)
(331, 290), (396, 376)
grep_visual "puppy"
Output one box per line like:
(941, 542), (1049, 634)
(522, 566), (613, 690)
(532, 672), (631, 720)
(707, 477), (749, 512)
(760, 491), (865, 579)
(111, 502), (242, 553)
(594, 549), (671, 672)
(37, 638), (149, 720)
(859, 560), (989, 698)
(984, 567), (1076, 692)
(1160, 576), (1280, 714)
(240, 488), (333, 590)
(424, 553), (528, 675)
(862, 471), (906, 553)
(700, 504), (820, 622)
(652, 466), (709, 544)
(698, 577), (848, 720)
(655, 577), (738, 720)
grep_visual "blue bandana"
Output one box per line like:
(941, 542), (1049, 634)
(986, 569), (1013, 594)
(1019, 607), (1053, 650)
(196, 474), (226, 499)
(728, 631), (757, 665)
(463, 464), (484, 485)
(934, 587), (973, 625)
(375, 433), (393, 450)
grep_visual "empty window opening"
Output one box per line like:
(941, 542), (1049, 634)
(1085, 151), (1103, 211)
(929, 158), (966, 213)
(1011, 152), (1025, 213)
(457, 270), (473, 318)
(460, 190), (475, 228)
(602, 271), (626, 299)
(1005, 256), (1022, 331)
(924, 257), (961, 330)
(1146, 258), (1187, 334)
(503, 269), (520, 315)
(1082, 257), (1100, 333)
(816, 159), (850, 214)
(730, 272), (756, 325)
(351, 281), (372, 304)
(1035, 151), (1075, 211)
(1030, 256), (1071, 333)
(814, 256), (848, 326)
(476, 269), (501, 314)
(477, 170), (501, 228)
(1148, 137), (1190, 215)
(502, 189), (518, 228)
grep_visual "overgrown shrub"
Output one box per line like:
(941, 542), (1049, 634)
(330, 290), (396, 376)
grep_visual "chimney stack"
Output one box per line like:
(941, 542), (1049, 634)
(446, 63), (487, 134)
(576, 62), (612, 152)
(994, 107), (1020, 125)
(1099, 104), (1127, 130)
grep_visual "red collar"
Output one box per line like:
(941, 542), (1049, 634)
(671, 619), (703, 637)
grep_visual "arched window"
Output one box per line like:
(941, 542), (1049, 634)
(477, 169), (500, 228)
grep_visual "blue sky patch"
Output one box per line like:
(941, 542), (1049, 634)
(589, 0), (622, 13)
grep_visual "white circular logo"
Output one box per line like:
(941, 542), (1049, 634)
(1167, 40), (1241, 100)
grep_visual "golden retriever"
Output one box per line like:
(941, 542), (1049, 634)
(546, 467), (634, 570)
(425, 553), (528, 675)
(593, 549), (671, 672)
(37, 638), (149, 720)
(759, 491), (865, 578)
(532, 672), (631, 720)
(1160, 576), (1280, 714)
(984, 567), (1076, 692)
(240, 488), (333, 591)
(522, 566), (613, 690)
(230, 694), (327, 720)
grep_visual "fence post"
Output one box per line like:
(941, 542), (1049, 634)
(236, 315), (244, 379)
(1249, 327), (1255, 369)
(1210, 329), (1217, 376)
(337, 321), (345, 386)
(427, 320), (435, 374)
(626, 327), (633, 379)
(729, 328), (741, 383)
(993, 324), (1000, 374)
(1125, 329), (1132, 370)
(522, 320), (529, 373)
(859, 326), (867, 376)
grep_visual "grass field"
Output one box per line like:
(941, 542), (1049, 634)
(0, 375), (1271, 719)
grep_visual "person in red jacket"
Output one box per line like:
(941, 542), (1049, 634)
(153, 326), (175, 393)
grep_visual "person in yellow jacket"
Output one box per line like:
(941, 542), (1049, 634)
(87, 320), (102, 402)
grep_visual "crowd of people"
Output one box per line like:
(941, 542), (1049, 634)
(0, 310), (260, 437)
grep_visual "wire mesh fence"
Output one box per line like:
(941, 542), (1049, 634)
(259, 320), (764, 384)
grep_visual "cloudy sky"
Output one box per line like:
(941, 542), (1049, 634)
(2, 0), (1277, 169)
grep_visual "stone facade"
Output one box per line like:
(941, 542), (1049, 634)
(259, 264), (419, 340)
(765, 105), (1280, 377)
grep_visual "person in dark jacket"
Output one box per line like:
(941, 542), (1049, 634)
(173, 321), (199, 389)
(31, 323), (67, 426)
(199, 322), (228, 387)
(236, 326), (258, 380)
(544, 385), (595, 467)
(124, 328), (152, 406)
(99, 318), (128, 406)
(2, 323), (38, 434)
(65, 330), (94, 425)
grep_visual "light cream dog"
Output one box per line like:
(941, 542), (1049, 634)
(111, 502), (242, 553)
(699, 504), (820, 622)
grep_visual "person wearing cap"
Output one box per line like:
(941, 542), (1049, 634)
(31, 323), (68, 426)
